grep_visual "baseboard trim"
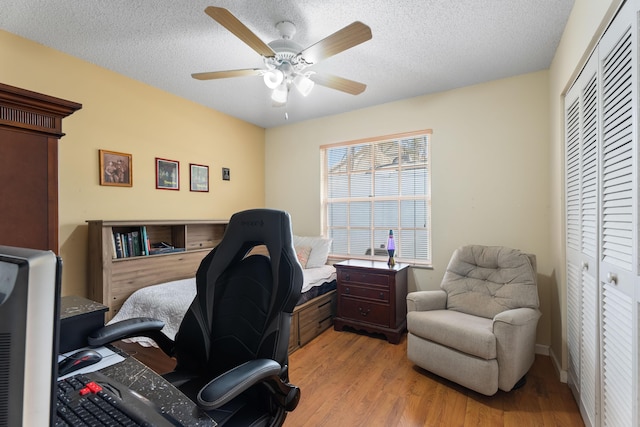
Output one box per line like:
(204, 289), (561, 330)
(549, 347), (568, 383)
(535, 344), (550, 356)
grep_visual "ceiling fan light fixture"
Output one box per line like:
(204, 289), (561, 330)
(263, 69), (284, 89)
(293, 74), (315, 97)
(271, 83), (288, 104)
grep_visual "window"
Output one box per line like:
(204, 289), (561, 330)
(321, 130), (432, 265)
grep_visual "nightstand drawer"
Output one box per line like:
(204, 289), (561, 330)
(334, 260), (409, 344)
(338, 283), (389, 302)
(338, 269), (389, 287)
(339, 297), (389, 326)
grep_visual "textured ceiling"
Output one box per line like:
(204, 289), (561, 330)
(1, 1), (574, 128)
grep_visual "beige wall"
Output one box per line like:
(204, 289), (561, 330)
(0, 30), (266, 297)
(1, 0), (626, 371)
(265, 71), (552, 346)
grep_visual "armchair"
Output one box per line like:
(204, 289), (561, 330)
(406, 245), (540, 396)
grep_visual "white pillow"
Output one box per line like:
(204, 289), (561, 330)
(293, 235), (332, 268)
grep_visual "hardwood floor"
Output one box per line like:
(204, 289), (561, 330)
(286, 328), (583, 427)
(116, 328), (584, 426)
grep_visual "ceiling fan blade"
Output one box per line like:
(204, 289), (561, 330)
(299, 21), (372, 64)
(310, 73), (367, 95)
(191, 69), (263, 80)
(204, 6), (275, 58)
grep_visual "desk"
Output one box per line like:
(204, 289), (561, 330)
(60, 296), (215, 426)
(100, 347), (215, 426)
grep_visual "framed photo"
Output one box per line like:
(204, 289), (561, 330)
(190, 163), (209, 192)
(222, 167), (231, 181)
(156, 158), (179, 190)
(99, 149), (132, 187)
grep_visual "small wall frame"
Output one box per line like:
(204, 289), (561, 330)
(156, 158), (180, 190)
(99, 149), (132, 187)
(190, 163), (209, 192)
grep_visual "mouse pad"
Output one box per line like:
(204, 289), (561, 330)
(57, 346), (125, 380)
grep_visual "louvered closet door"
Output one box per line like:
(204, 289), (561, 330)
(597, 1), (639, 425)
(564, 51), (600, 427)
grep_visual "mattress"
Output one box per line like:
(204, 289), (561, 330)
(108, 265), (336, 347)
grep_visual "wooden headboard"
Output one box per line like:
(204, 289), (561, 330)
(87, 219), (227, 321)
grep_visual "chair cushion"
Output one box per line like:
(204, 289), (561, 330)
(407, 310), (496, 359)
(441, 245), (539, 319)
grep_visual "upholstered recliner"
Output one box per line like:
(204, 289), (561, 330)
(406, 245), (540, 396)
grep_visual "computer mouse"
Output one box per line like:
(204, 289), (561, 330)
(58, 349), (103, 376)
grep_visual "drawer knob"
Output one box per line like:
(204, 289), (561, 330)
(345, 274), (350, 281)
(344, 287), (350, 294)
(358, 307), (370, 316)
(379, 292), (384, 299)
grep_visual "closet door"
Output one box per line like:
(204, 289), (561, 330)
(597, 1), (638, 425)
(564, 52), (600, 427)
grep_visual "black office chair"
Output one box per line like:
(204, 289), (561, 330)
(89, 209), (304, 426)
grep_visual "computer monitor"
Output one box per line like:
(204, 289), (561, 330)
(0, 246), (61, 427)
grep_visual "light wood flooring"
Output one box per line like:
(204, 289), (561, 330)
(116, 328), (583, 427)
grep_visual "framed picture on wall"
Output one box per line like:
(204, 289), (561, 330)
(99, 149), (132, 187)
(156, 158), (179, 190)
(190, 163), (209, 192)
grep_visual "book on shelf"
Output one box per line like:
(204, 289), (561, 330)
(140, 226), (149, 256)
(131, 231), (142, 257)
(112, 229), (149, 258)
(113, 232), (126, 258)
(148, 247), (186, 255)
(111, 233), (118, 259)
(112, 232), (123, 258)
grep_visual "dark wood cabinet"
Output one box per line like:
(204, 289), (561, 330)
(333, 260), (409, 344)
(0, 83), (81, 252)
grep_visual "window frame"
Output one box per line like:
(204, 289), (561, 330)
(321, 129), (432, 265)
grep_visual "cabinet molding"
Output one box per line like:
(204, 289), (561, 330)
(0, 83), (81, 252)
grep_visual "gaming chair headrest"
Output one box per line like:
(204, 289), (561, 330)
(197, 209), (303, 319)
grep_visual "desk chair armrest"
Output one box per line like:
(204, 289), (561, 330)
(198, 359), (300, 412)
(87, 317), (175, 355)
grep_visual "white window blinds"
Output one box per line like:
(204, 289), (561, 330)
(322, 130), (432, 264)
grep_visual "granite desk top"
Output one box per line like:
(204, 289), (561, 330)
(60, 296), (215, 425)
(60, 295), (108, 320)
(101, 347), (215, 426)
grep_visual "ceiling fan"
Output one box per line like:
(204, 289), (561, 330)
(192, 7), (372, 107)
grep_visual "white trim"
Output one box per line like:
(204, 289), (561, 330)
(535, 343), (550, 356)
(549, 346), (568, 383)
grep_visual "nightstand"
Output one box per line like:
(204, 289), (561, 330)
(333, 259), (409, 344)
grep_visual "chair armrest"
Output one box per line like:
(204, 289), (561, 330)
(197, 359), (300, 412)
(493, 307), (541, 326)
(87, 317), (175, 356)
(493, 307), (542, 391)
(407, 290), (447, 312)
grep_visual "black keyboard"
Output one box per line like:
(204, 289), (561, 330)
(56, 371), (181, 427)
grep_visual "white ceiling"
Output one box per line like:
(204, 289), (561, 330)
(1, 1), (574, 129)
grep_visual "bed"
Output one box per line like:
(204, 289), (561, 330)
(107, 236), (337, 353)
